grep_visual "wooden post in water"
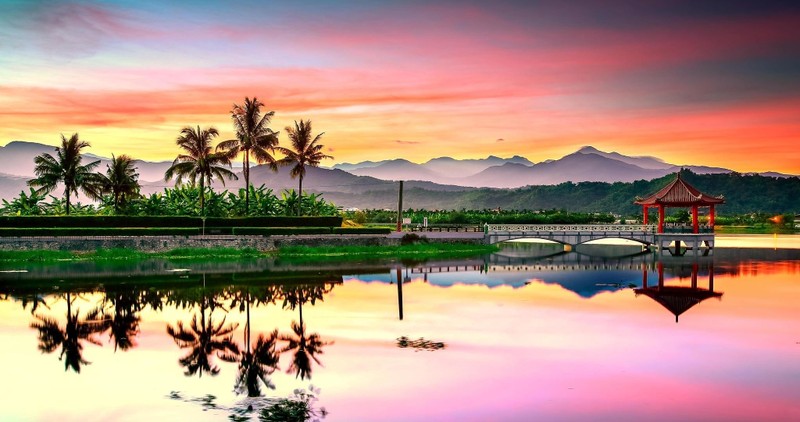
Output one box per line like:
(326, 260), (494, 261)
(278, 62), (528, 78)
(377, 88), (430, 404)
(396, 180), (404, 232)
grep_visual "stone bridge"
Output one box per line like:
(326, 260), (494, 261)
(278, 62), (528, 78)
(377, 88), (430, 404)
(485, 224), (657, 247)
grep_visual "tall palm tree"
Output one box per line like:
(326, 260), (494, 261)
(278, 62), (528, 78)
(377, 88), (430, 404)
(100, 154), (141, 213)
(30, 292), (111, 373)
(216, 97), (280, 215)
(276, 120), (333, 216)
(28, 133), (104, 215)
(164, 125), (238, 215)
(166, 297), (239, 377)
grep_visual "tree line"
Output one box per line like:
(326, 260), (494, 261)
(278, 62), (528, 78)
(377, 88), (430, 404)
(14, 97), (332, 217)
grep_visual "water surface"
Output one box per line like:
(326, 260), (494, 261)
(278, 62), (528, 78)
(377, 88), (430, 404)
(1, 237), (799, 421)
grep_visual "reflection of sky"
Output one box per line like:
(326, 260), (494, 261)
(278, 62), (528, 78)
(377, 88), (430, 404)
(348, 269), (646, 297)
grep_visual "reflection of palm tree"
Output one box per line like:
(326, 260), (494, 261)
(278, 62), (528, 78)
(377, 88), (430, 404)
(167, 298), (239, 377)
(278, 284), (334, 380)
(220, 290), (281, 396)
(279, 320), (330, 381)
(103, 290), (142, 352)
(29, 293), (111, 373)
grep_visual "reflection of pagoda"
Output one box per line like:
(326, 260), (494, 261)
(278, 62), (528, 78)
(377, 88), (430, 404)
(635, 262), (722, 323)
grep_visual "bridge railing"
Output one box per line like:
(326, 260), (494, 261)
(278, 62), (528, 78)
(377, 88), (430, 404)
(485, 224), (657, 233)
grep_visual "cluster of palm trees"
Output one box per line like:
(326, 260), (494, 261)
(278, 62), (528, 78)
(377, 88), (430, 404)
(25, 97), (333, 216)
(27, 133), (140, 215)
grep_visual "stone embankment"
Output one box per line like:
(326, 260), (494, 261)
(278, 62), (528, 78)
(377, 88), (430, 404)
(0, 232), (486, 253)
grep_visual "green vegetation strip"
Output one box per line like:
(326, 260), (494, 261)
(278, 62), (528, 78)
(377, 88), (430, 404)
(0, 242), (495, 264)
(277, 243), (499, 261)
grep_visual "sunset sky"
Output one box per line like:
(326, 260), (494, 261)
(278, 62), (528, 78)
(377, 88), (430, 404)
(1, 1), (799, 172)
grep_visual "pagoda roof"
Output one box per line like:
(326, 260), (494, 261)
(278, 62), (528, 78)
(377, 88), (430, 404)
(635, 286), (723, 323)
(634, 173), (725, 206)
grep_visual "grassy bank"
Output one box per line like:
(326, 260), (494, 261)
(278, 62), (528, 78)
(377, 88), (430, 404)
(0, 243), (497, 264)
(276, 243), (499, 262)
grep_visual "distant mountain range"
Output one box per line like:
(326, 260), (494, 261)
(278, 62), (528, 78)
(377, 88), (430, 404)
(0, 140), (795, 207)
(333, 145), (785, 188)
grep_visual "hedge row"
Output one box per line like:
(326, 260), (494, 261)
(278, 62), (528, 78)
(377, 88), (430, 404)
(0, 226), (392, 237)
(0, 228), (201, 237)
(0, 216), (343, 228)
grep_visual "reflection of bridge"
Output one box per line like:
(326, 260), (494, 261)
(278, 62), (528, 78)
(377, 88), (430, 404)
(485, 224), (716, 252)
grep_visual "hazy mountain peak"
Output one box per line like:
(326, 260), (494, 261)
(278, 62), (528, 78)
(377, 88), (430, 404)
(577, 146), (602, 154)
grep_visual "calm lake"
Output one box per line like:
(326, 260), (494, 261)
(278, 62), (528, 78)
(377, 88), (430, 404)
(1, 235), (799, 421)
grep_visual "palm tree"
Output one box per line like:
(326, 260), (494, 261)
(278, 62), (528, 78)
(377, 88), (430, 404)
(100, 154), (141, 213)
(30, 293), (111, 373)
(166, 297), (239, 377)
(216, 97), (280, 215)
(164, 126), (238, 215)
(28, 133), (104, 215)
(276, 120), (333, 216)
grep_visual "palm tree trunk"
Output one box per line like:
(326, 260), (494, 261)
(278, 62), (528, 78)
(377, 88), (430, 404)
(299, 290), (304, 328)
(244, 153), (250, 215)
(298, 175), (303, 216)
(65, 189), (71, 216)
(245, 294), (251, 354)
(200, 177), (205, 215)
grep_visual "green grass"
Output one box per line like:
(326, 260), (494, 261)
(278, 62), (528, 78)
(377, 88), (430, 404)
(0, 242), (495, 265)
(277, 243), (498, 262)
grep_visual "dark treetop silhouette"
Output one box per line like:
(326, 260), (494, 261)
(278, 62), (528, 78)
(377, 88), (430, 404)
(276, 120), (333, 216)
(216, 97), (280, 215)
(164, 125), (238, 215)
(28, 133), (104, 215)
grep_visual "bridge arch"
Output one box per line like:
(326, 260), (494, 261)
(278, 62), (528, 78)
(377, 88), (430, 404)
(485, 224), (656, 247)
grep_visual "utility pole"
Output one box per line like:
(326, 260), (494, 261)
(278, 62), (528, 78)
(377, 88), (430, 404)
(396, 180), (404, 232)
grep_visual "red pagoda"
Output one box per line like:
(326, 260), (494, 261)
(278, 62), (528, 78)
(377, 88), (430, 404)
(634, 172), (725, 234)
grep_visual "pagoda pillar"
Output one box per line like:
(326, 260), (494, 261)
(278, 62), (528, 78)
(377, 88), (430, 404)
(709, 262), (715, 291)
(658, 205), (665, 233)
(692, 205), (699, 233)
(643, 205), (649, 224)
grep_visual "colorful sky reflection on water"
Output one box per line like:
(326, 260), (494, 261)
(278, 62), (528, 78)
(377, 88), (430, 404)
(0, 255), (799, 421)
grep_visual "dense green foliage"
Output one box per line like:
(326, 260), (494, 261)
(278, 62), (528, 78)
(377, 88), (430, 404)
(0, 185), (338, 218)
(344, 208), (616, 225)
(346, 170), (800, 217)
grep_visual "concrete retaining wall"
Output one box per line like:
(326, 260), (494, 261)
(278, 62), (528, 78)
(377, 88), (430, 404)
(0, 233), (485, 253)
